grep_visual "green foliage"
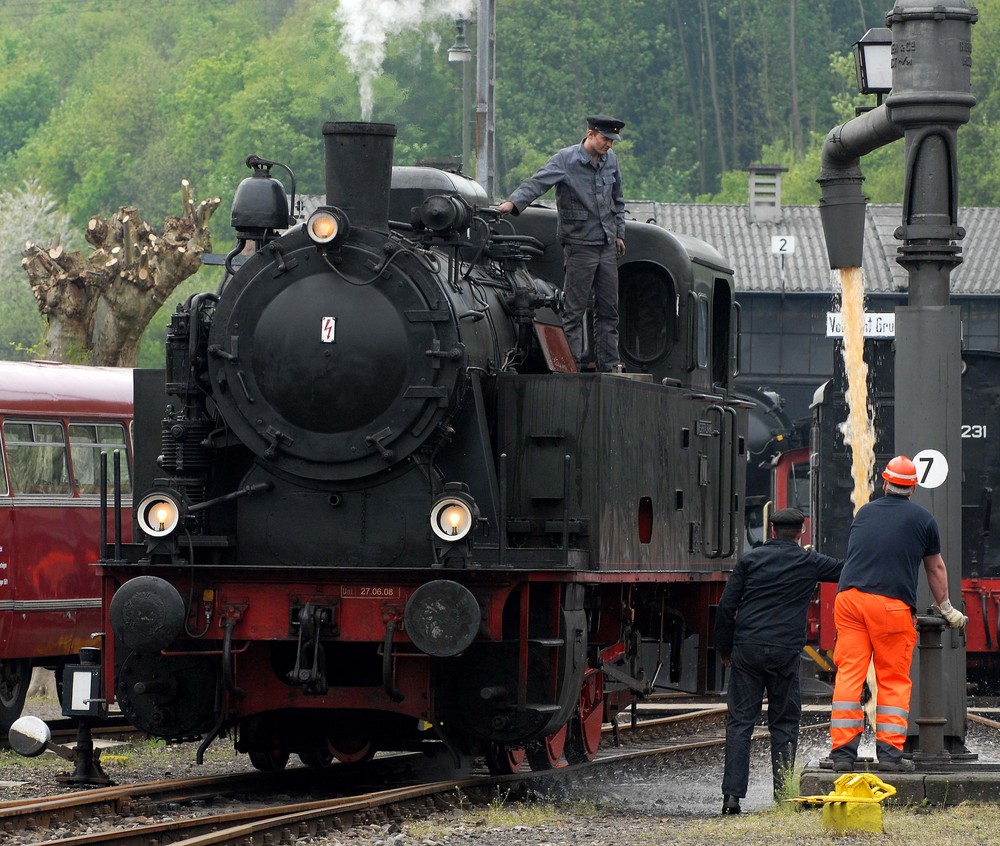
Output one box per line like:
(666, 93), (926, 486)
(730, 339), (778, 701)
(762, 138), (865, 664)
(0, 181), (73, 360)
(1, 0), (999, 357)
(0, 64), (56, 160)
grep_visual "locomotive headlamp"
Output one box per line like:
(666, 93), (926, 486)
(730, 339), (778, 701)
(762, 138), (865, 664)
(430, 484), (479, 542)
(137, 491), (182, 537)
(306, 206), (349, 246)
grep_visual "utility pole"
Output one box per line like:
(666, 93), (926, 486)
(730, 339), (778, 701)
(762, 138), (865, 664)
(447, 19), (473, 176)
(475, 0), (496, 200)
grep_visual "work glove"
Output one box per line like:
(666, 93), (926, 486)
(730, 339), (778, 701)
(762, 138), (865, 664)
(932, 599), (968, 630)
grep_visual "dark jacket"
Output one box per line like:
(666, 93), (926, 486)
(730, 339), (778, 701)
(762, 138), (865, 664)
(714, 539), (844, 653)
(839, 493), (941, 609)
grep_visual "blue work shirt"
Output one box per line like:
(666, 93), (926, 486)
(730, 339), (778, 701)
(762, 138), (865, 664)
(507, 142), (625, 246)
(838, 494), (941, 610)
(714, 539), (844, 652)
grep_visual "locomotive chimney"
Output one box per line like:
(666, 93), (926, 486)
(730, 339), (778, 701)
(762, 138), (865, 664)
(323, 122), (397, 232)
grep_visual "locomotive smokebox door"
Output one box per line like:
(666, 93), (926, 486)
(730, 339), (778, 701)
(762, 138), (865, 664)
(62, 648), (107, 719)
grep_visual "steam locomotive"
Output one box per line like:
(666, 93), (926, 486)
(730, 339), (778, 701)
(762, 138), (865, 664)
(98, 122), (747, 772)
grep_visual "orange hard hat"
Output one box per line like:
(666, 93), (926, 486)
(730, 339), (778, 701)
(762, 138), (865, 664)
(882, 455), (919, 487)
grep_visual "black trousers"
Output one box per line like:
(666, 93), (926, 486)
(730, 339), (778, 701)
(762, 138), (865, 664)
(722, 643), (801, 798)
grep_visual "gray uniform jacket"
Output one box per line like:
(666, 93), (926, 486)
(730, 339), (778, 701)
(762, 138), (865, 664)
(507, 142), (625, 246)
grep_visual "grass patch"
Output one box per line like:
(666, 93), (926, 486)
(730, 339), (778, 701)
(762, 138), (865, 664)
(404, 795), (1000, 845)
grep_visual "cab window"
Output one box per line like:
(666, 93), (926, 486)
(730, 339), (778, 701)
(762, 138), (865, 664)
(619, 270), (676, 363)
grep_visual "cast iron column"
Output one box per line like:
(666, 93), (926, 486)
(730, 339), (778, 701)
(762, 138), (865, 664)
(886, 0), (977, 757)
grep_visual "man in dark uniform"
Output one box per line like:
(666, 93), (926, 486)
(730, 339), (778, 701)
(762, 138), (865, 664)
(495, 115), (626, 372)
(714, 508), (844, 815)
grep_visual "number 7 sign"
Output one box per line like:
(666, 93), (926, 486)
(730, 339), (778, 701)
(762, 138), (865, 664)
(912, 448), (949, 488)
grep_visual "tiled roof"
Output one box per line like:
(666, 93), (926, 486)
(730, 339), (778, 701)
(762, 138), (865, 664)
(625, 200), (1000, 296)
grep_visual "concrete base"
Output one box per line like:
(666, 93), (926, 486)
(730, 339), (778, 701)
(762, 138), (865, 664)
(801, 761), (1000, 805)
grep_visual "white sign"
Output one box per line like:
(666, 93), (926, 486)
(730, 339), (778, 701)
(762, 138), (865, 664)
(771, 235), (796, 255)
(826, 312), (895, 338)
(321, 317), (337, 343)
(913, 448), (949, 488)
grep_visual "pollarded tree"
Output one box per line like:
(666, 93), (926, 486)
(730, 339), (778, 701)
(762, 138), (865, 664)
(20, 180), (220, 367)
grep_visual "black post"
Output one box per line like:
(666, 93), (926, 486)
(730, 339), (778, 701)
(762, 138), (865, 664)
(913, 616), (950, 765)
(886, 0), (977, 758)
(99, 451), (107, 560)
(113, 449), (122, 562)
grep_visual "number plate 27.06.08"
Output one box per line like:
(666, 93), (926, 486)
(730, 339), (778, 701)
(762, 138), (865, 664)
(340, 585), (401, 600)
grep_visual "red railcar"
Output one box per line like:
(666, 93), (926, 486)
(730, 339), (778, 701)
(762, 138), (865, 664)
(0, 361), (132, 732)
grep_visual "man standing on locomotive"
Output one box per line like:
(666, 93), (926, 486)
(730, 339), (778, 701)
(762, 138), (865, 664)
(714, 508), (844, 815)
(495, 115), (626, 373)
(827, 455), (967, 774)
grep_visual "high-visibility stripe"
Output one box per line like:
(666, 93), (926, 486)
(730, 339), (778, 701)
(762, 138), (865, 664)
(831, 718), (865, 729)
(876, 705), (909, 719)
(876, 722), (907, 736)
(832, 701), (863, 711)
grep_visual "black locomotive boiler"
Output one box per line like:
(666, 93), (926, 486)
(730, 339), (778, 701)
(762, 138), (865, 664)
(99, 122), (747, 772)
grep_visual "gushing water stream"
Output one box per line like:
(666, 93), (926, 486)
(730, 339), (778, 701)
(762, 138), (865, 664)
(838, 266), (876, 513)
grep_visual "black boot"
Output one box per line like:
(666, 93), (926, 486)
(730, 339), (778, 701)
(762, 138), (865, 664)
(722, 795), (742, 815)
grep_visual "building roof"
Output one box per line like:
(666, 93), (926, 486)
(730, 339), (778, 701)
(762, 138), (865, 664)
(624, 200), (1000, 296)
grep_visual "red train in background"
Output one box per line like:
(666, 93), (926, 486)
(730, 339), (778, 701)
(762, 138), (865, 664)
(0, 361), (132, 733)
(760, 345), (1000, 691)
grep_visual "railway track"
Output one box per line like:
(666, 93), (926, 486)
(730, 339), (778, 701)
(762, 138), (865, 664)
(0, 706), (739, 846)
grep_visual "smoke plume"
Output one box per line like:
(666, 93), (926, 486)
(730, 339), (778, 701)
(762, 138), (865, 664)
(333, 0), (476, 121)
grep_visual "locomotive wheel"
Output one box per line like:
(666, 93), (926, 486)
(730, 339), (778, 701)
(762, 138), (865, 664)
(484, 741), (526, 775)
(564, 675), (604, 764)
(249, 745), (290, 772)
(525, 723), (568, 771)
(298, 749), (335, 769)
(328, 736), (375, 764)
(0, 659), (30, 735)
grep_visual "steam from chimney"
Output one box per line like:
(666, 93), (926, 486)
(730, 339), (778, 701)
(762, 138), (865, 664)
(333, 0), (476, 121)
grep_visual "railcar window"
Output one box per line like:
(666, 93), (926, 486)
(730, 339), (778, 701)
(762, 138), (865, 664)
(69, 423), (131, 495)
(0, 434), (7, 496)
(788, 462), (811, 515)
(3, 421), (70, 496)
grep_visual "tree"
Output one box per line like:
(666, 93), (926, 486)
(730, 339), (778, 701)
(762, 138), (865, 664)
(20, 181), (219, 366)
(0, 180), (67, 359)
